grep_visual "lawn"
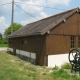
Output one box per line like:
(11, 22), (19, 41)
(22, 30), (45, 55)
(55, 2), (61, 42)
(0, 51), (80, 80)
(0, 44), (8, 47)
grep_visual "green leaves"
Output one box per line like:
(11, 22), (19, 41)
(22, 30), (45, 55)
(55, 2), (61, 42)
(5, 23), (23, 36)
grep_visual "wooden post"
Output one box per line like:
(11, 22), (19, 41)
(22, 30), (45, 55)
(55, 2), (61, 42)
(11, 0), (14, 33)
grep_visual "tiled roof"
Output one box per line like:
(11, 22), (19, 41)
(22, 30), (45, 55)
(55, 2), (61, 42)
(8, 8), (79, 38)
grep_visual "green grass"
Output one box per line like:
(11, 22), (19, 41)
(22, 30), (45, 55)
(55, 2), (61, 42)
(0, 51), (80, 80)
(0, 44), (8, 47)
(51, 69), (80, 80)
(52, 65), (59, 70)
(61, 63), (72, 69)
(51, 69), (71, 79)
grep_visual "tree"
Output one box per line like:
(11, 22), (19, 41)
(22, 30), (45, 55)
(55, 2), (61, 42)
(0, 33), (2, 40)
(5, 23), (23, 36)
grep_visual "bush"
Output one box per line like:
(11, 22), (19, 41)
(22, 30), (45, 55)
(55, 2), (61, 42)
(0, 40), (3, 44)
(61, 63), (71, 69)
(72, 75), (80, 80)
(51, 69), (71, 79)
(53, 65), (59, 70)
(0, 39), (8, 44)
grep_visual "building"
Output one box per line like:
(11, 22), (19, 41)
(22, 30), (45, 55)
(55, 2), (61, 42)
(8, 8), (80, 67)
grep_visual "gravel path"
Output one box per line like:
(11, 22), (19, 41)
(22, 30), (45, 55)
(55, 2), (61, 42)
(0, 47), (7, 51)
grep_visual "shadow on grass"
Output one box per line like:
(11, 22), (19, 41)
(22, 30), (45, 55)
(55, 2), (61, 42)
(7, 51), (36, 65)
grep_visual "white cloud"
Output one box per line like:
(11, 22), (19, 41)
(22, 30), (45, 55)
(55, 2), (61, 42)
(19, 0), (45, 14)
(0, 0), (71, 31)
(0, 0), (71, 16)
(21, 12), (48, 25)
(39, 12), (49, 18)
(19, 0), (71, 25)
(0, 17), (9, 34)
(19, 0), (49, 25)
(0, 0), (12, 15)
(47, 0), (71, 7)
(21, 19), (35, 25)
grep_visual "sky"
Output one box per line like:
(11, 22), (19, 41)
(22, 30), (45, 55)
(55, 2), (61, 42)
(0, 0), (80, 34)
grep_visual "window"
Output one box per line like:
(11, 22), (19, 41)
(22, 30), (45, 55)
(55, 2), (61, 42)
(71, 36), (75, 48)
(22, 40), (27, 44)
(78, 36), (80, 48)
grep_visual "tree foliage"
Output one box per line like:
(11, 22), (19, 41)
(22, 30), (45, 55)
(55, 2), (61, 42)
(5, 23), (23, 36)
(0, 33), (2, 40)
(0, 33), (8, 44)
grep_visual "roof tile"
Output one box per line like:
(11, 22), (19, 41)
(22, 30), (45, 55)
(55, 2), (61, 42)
(8, 8), (79, 38)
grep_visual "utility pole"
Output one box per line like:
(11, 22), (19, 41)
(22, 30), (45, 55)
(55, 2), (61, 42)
(11, 0), (14, 33)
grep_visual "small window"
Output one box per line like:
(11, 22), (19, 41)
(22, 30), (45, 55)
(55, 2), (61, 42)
(78, 36), (80, 48)
(22, 40), (27, 44)
(71, 36), (75, 48)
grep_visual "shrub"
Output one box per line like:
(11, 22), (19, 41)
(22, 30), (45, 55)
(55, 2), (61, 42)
(42, 72), (47, 75)
(53, 65), (59, 70)
(51, 69), (71, 79)
(0, 40), (3, 44)
(61, 63), (71, 69)
(72, 75), (80, 80)
(0, 39), (8, 44)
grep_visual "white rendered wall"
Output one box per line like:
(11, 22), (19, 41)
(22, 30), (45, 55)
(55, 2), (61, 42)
(20, 50), (30, 57)
(48, 53), (69, 67)
(16, 49), (19, 54)
(8, 48), (13, 52)
(31, 52), (36, 59)
(16, 49), (36, 59)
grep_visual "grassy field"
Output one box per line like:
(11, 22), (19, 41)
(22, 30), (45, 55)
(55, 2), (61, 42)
(0, 51), (80, 80)
(0, 44), (8, 47)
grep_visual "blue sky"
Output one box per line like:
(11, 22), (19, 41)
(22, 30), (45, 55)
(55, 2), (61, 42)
(0, 0), (80, 34)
